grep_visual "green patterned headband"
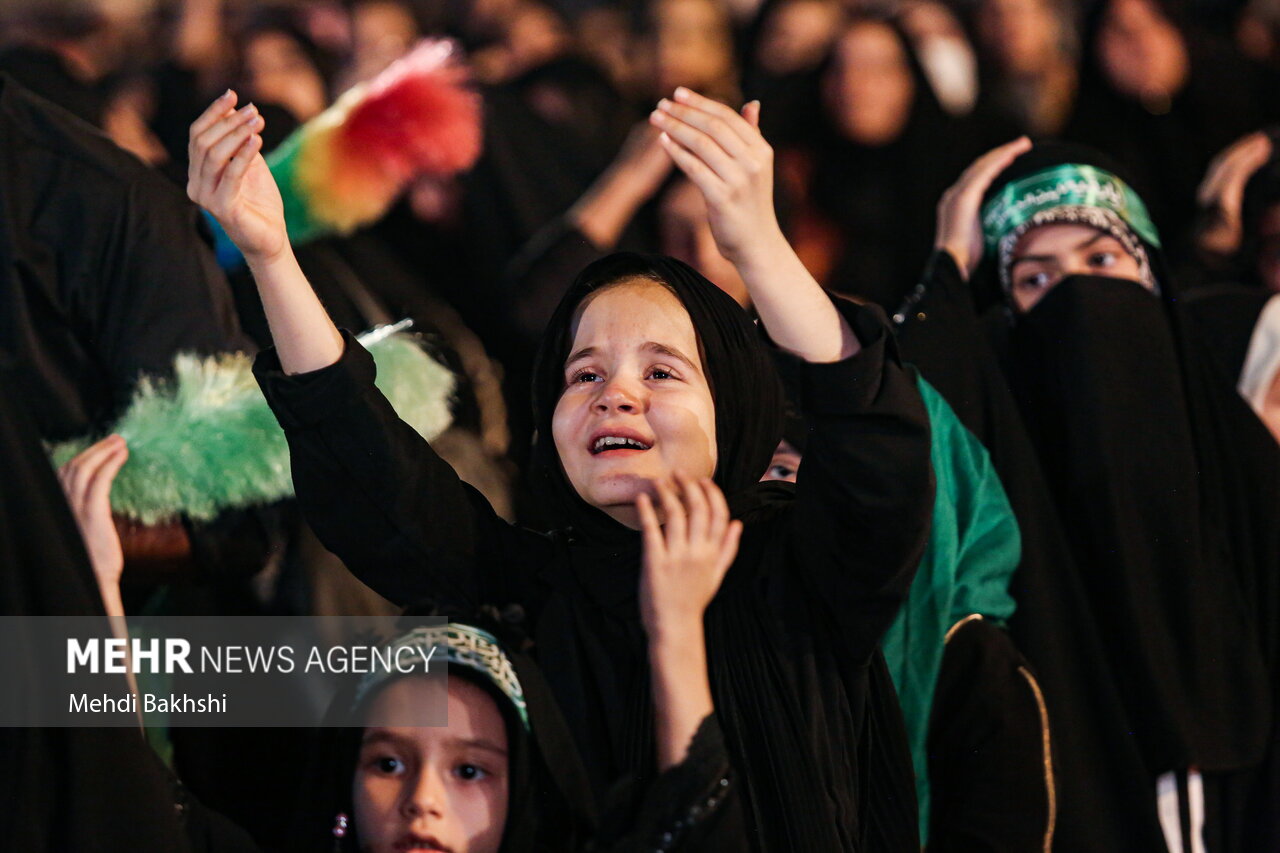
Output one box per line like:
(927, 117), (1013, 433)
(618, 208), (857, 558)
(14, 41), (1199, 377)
(980, 163), (1161, 294)
(981, 163), (1161, 252)
(354, 624), (530, 731)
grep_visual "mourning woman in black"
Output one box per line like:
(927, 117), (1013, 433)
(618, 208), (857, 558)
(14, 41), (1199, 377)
(928, 138), (1280, 851)
(188, 86), (933, 851)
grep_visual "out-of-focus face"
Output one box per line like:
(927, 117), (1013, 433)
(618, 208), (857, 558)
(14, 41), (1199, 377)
(976, 0), (1060, 75)
(353, 677), (509, 853)
(576, 6), (633, 90)
(505, 4), (570, 71)
(552, 279), (718, 529)
(645, 0), (736, 97)
(1096, 0), (1188, 101)
(760, 439), (803, 482)
(243, 30), (327, 122)
(88, 0), (156, 73)
(823, 21), (915, 146)
(350, 0), (419, 83)
(1008, 222), (1147, 312)
(659, 180), (750, 307)
(1254, 203), (1280, 293)
(756, 0), (844, 76)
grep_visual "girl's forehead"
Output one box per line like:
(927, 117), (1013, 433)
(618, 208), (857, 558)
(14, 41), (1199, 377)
(362, 676), (507, 741)
(568, 280), (701, 353)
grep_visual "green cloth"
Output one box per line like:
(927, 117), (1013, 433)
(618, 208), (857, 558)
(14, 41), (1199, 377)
(881, 376), (1021, 842)
(980, 162), (1161, 252)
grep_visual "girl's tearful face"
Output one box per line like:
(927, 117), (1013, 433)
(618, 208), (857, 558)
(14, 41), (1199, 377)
(552, 279), (718, 529)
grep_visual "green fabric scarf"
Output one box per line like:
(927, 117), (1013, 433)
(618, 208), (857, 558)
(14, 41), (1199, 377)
(881, 376), (1021, 841)
(981, 163), (1161, 252)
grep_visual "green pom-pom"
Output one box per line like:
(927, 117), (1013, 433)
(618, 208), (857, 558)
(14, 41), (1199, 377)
(49, 332), (454, 524)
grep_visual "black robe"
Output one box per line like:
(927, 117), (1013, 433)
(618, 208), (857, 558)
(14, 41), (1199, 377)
(806, 23), (1014, 312)
(899, 140), (1280, 849)
(895, 250), (1170, 851)
(255, 253), (933, 851)
(0, 73), (249, 443)
(0, 362), (261, 853)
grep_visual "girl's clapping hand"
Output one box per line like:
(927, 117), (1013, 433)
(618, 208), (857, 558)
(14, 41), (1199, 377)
(637, 472), (742, 637)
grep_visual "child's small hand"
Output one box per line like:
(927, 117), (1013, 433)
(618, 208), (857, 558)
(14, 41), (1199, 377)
(57, 435), (129, 590)
(637, 472), (743, 638)
(187, 90), (287, 263)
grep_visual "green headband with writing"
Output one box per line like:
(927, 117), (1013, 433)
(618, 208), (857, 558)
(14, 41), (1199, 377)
(981, 163), (1162, 252)
(354, 624), (530, 730)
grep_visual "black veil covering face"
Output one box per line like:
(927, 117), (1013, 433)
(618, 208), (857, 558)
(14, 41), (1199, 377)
(984, 143), (1280, 847)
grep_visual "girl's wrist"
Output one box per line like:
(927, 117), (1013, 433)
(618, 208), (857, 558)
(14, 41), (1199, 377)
(646, 616), (706, 651)
(243, 238), (294, 273)
(730, 226), (794, 281)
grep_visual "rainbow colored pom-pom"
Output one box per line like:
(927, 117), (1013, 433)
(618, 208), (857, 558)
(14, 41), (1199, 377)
(209, 38), (482, 262)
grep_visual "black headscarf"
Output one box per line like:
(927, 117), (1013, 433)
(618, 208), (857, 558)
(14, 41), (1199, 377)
(983, 143), (1279, 781)
(811, 19), (1010, 310)
(528, 252), (785, 544)
(523, 253), (916, 852)
(1064, 0), (1279, 246)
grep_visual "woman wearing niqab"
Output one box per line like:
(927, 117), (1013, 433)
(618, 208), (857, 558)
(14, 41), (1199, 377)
(983, 143), (1280, 850)
(892, 137), (1279, 850)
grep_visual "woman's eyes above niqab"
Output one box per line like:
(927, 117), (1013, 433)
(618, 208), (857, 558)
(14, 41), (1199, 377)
(1086, 251), (1120, 269)
(1015, 270), (1055, 291)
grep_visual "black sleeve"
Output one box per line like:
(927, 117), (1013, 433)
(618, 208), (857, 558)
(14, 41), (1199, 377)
(588, 714), (745, 852)
(253, 332), (551, 608)
(775, 296), (934, 662)
(93, 173), (253, 405)
(926, 618), (1054, 853)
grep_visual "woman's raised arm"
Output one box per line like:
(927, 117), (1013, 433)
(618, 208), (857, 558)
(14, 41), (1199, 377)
(187, 90), (343, 374)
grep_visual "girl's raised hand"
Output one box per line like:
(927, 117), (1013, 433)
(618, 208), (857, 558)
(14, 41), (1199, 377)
(187, 90), (287, 263)
(637, 473), (743, 638)
(650, 88), (781, 267)
(934, 136), (1032, 278)
(57, 435), (129, 590)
